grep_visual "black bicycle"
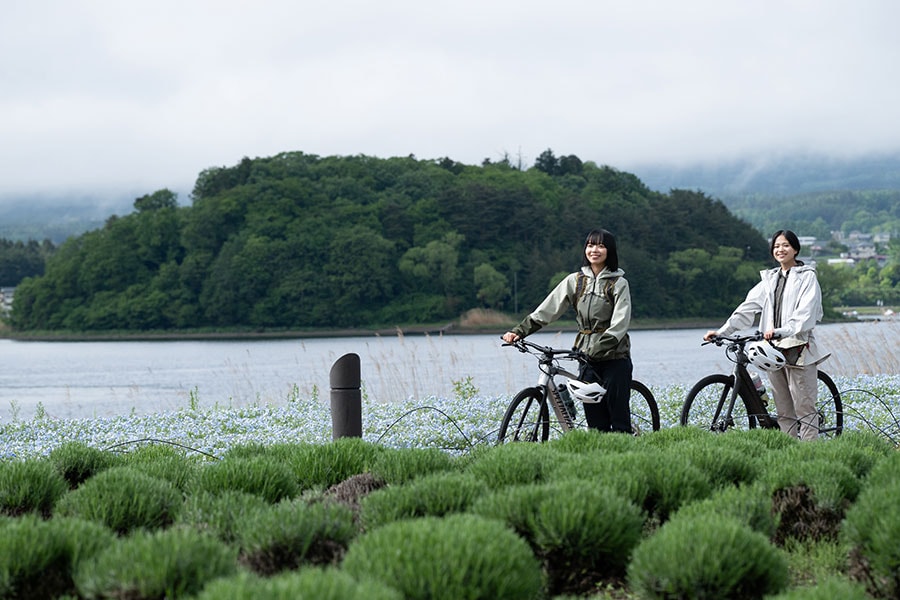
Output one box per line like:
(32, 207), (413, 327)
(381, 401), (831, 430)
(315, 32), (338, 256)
(680, 332), (843, 438)
(498, 338), (660, 443)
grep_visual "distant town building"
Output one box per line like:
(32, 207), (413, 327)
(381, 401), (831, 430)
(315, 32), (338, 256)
(847, 237), (877, 260)
(0, 287), (13, 316)
(827, 258), (856, 266)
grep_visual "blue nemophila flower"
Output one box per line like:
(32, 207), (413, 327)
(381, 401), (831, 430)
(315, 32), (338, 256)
(0, 376), (897, 460)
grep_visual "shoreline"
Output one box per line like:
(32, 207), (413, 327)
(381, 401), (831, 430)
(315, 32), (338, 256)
(0, 317), (865, 342)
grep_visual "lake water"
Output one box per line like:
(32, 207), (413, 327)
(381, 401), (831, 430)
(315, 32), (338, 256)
(1, 321), (896, 421)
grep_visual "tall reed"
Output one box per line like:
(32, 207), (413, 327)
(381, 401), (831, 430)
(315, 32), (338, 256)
(816, 321), (900, 377)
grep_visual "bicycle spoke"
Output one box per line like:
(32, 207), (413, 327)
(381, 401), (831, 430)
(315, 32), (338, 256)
(681, 374), (752, 432)
(513, 399), (543, 442)
(629, 380), (660, 434)
(498, 388), (550, 443)
(815, 371), (844, 438)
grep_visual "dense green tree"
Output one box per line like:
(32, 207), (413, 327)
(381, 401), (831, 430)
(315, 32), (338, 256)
(816, 263), (857, 315)
(134, 189), (178, 212)
(191, 156), (254, 200)
(0, 239), (53, 286)
(77, 218), (147, 295)
(558, 154), (584, 176)
(534, 148), (560, 176)
(399, 232), (464, 297)
(134, 202), (183, 269)
(473, 263), (509, 309)
(323, 225), (397, 326)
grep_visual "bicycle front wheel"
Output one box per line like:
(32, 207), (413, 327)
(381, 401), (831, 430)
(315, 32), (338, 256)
(681, 374), (754, 432)
(816, 371), (843, 438)
(630, 380), (660, 434)
(497, 387), (550, 444)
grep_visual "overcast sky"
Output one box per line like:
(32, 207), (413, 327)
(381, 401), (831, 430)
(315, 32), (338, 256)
(2, 0), (899, 201)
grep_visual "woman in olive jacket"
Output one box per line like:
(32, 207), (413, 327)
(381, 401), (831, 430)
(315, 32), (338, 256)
(502, 228), (633, 432)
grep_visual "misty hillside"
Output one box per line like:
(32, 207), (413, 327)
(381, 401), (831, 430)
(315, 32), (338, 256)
(630, 151), (900, 197)
(0, 194), (153, 244)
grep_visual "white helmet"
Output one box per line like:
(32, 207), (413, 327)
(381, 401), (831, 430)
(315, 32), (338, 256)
(746, 341), (786, 371)
(565, 379), (607, 403)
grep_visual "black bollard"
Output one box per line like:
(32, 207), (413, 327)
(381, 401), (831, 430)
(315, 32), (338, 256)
(330, 353), (362, 440)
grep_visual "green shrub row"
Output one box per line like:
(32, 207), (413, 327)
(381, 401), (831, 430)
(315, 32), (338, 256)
(193, 568), (402, 600)
(342, 513), (544, 600)
(234, 499), (356, 575)
(0, 429), (897, 598)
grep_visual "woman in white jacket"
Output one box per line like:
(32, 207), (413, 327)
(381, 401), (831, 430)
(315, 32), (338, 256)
(704, 230), (828, 440)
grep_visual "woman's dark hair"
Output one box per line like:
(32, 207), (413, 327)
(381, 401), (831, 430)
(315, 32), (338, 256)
(770, 229), (804, 266)
(582, 229), (619, 271)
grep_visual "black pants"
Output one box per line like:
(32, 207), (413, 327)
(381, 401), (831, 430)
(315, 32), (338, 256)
(579, 357), (633, 433)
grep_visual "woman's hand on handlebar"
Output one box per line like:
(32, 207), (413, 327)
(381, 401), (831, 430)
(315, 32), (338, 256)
(501, 332), (521, 344)
(702, 330), (718, 342)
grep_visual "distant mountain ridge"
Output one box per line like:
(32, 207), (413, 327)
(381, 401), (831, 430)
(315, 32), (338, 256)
(629, 151), (900, 197)
(0, 193), (149, 243)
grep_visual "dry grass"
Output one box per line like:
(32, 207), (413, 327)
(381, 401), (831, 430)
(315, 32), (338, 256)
(816, 320), (900, 377)
(457, 309), (516, 329)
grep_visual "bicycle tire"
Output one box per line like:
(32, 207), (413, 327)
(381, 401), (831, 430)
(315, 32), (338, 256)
(815, 370), (843, 438)
(630, 380), (661, 434)
(497, 387), (550, 443)
(680, 374), (756, 432)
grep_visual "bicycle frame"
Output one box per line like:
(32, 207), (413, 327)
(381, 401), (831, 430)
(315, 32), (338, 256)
(530, 344), (582, 432)
(500, 338), (661, 442)
(699, 333), (779, 431)
(682, 332), (844, 438)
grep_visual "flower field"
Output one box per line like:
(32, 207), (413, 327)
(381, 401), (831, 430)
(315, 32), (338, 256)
(2, 374), (898, 461)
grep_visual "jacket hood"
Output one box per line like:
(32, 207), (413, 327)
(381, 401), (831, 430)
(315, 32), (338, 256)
(581, 266), (625, 279)
(760, 263), (817, 278)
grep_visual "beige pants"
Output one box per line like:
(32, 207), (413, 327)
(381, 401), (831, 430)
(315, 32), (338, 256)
(767, 364), (819, 441)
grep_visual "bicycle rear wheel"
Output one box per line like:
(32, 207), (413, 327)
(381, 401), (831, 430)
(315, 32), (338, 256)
(680, 374), (755, 432)
(630, 380), (660, 434)
(815, 371), (843, 438)
(497, 387), (550, 443)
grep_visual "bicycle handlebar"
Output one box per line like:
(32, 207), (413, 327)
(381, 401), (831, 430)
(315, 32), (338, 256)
(703, 331), (765, 347)
(501, 337), (586, 362)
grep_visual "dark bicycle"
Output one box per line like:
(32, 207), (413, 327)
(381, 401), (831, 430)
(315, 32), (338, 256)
(680, 332), (843, 438)
(498, 338), (660, 443)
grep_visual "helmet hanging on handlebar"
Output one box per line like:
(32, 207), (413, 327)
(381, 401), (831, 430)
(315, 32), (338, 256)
(746, 341), (787, 371)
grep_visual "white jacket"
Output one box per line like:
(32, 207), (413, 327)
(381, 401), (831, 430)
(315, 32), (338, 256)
(715, 263), (829, 366)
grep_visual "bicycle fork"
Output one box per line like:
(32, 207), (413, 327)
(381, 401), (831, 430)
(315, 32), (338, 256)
(710, 383), (740, 432)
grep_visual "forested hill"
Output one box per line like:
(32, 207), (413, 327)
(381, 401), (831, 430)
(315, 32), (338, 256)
(10, 152), (772, 332)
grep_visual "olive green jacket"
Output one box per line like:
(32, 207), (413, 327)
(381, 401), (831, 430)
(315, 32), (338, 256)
(512, 266), (631, 360)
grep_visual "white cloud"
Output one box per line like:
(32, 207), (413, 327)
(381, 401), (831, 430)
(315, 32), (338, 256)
(1, 0), (899, 197)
